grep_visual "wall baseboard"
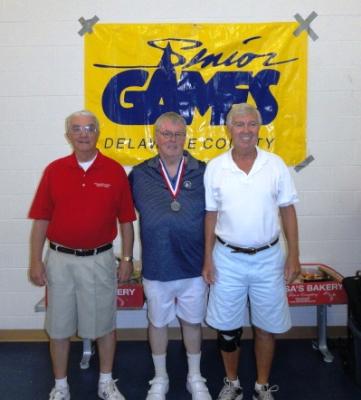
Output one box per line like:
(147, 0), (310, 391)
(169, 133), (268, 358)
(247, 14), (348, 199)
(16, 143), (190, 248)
(0, 326), (347, 342)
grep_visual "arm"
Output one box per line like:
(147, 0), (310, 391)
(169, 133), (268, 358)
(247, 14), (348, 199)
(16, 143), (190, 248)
(29, 219), (49, 286)
(202, 210), (218, 284)
(118, 221), (134, 282)
(279, 204), (300, 284)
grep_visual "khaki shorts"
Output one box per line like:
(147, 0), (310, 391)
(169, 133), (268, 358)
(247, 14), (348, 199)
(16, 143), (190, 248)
(143, 276), (208, 328)
(44, 248), (117, 339)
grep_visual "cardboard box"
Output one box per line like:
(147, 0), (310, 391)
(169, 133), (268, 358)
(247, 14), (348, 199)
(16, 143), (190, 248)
(287, 264), (348, 306)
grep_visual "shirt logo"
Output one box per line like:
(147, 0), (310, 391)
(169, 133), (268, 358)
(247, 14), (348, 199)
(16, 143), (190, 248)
(183, 180), (192, 189)
(94, 182), (111, 188)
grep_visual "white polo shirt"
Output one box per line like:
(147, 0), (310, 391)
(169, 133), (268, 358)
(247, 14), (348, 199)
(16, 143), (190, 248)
(204, 147), (298, 248)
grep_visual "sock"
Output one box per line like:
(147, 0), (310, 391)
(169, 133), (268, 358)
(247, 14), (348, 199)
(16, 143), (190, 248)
(55, 377), (68, 390)
(229, 378), (241, 388)
(99, 372), (112, 384)
(255, 382), (268, 391)
(187, 352), (201, 377)
(152, 353), (168, 378)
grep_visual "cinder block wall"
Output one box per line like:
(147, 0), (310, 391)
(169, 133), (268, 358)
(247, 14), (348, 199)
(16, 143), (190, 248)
(0, 0), (360, 331)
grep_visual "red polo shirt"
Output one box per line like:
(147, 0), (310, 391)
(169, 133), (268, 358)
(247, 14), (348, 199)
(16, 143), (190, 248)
(29, 151), (136, 249)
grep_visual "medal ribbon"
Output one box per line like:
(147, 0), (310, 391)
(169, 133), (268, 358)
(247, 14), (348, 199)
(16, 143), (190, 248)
(159, 156), (185, 201)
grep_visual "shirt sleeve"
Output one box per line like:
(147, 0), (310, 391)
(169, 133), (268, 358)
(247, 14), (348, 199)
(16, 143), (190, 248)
(117, 167), (137, 223)
(28, 167), (54, 220)
(204, 160), (219, 211)
(277, 159), (299, 207)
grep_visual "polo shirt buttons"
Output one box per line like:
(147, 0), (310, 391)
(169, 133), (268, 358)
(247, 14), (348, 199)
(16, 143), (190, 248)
(82, 173), (86, 187)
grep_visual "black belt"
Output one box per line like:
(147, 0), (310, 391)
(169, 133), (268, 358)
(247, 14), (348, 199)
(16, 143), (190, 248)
(49, 242), (112, 256)
(216, 236), (279, 255)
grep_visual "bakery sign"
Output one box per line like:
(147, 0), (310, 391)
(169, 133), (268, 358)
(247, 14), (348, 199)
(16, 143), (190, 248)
(287, 264), (348, 306)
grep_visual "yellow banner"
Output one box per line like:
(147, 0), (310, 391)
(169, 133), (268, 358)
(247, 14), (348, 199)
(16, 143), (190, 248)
(85, 23), (307, 166)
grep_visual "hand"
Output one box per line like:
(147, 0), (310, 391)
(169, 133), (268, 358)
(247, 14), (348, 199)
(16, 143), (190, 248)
(284, 254), (301, 284)
(29, 260), (47, 286)
(202, 260), (215, 285)
(118, 260), (133, 283)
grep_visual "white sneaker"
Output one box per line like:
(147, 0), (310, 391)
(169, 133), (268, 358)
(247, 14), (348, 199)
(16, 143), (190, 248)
(98, 379), (125, 400)
(186, 375), (212, 400)
(217, 378), (243, 400)
(146, 376), (169, 400)
(252, 384), (279, 400)
(49, 386), (70, 400)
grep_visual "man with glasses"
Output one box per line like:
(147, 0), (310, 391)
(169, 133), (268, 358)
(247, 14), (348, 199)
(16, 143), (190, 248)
(129, 112), (211, 400)
(28, 110), (136, 400)
(203, 103), (300, 400)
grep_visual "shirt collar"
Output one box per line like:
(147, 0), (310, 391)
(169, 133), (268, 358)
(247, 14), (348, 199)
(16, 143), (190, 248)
(67, 149), (103, 169)
(224, 147), (268, 174)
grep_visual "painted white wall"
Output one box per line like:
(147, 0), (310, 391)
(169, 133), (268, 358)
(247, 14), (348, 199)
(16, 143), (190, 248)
(0, 0), (360, 330)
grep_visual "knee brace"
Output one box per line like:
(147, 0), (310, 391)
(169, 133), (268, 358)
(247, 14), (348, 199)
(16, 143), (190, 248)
(217, 328), (243, 352)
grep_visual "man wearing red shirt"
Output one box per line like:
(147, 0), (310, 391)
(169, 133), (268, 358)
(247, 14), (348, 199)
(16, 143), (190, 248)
(28, 110), (136, 400)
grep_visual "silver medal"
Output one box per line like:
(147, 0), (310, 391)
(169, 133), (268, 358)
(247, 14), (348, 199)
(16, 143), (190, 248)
(171, 200), (181, 212)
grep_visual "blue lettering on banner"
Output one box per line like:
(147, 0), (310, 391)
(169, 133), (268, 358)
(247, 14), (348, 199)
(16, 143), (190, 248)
(98, 37), (297, 126)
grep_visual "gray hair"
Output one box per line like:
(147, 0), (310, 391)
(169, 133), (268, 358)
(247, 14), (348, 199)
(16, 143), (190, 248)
(154, 112), (186, 131)
(226, 103), (262, 126)
(65, 110), (100, 133)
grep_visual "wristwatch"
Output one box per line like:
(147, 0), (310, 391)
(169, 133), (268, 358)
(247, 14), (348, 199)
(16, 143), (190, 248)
(122, 256), (133, 262)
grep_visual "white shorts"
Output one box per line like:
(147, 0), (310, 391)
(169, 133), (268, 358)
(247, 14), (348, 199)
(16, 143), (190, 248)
(143, 276), (208, 328)
(206, 241), (291, 333)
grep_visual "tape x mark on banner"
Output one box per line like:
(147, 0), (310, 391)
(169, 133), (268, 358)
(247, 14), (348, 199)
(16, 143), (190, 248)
(294, 155), (315, 172)
(293, 11), (319, 41)
(78, 15), (99, 36)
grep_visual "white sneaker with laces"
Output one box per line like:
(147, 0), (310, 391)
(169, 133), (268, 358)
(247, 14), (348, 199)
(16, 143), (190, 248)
(146, 376), (169, 400)
(217, 378), (243, 400)
(252, 384), (279, 400)
(98, 379), (125, 400)
(49, 386), (70, 400)
(186, 374), (212, 400)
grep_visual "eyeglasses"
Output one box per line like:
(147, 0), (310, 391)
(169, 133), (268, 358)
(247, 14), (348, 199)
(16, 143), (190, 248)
(232, 121), (259, 129)
(158, 130), (186, 140)
(69, 124), (97, 134)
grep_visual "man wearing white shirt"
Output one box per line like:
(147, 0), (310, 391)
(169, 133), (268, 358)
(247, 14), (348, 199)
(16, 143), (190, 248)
(202, 103), (300, 400)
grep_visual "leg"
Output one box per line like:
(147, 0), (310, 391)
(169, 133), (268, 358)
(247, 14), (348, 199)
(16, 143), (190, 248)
(221, 348), (240, 381)
(252, 328), (280, 400)
(181, 319), (211, 399)
(247, 246), (290, 399)
(97, 330), (116, 374)
(217, 350), (243, 400)
(149, 322), (168, 356)
(253, 327), (275, 385)
(146, 323), (169, 400)
(97, 330), (125, 399)
(218, 329), (242, 380)
(49, 338), (71, 400)
(216, 329), (243, 400)
(97, 330), (126, 400)
(181, 319), (202, 376)
(181, 319), (202, 354)
(45, 251), (76, 399)
(176, 277), (208, 359)
(49, 337), (71, 379)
